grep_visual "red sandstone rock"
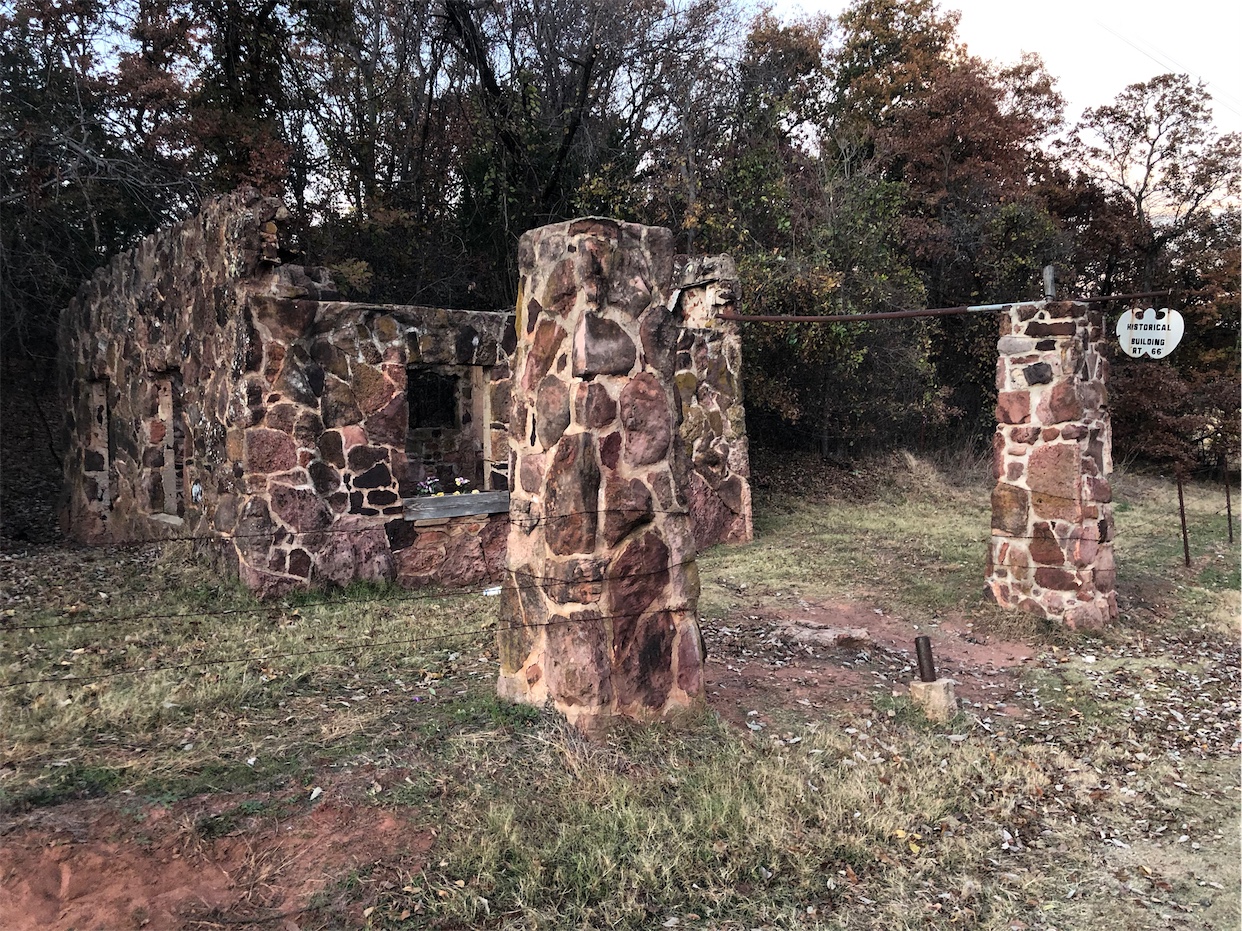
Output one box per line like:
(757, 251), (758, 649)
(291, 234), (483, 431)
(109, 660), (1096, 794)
(245, 428), (297, 473)
(523, 319), (565, 391)
(269, 484), (333, 533)
(1029, 522), (1063, 564)
(352, 364), (393, 414)
(543, 432), (600, 555)
(317, 430), (345, 467)
(601, 476), (654, 548)
(542, 258), (579, 319)
(519, 452), (546, 494)
(676, 627), (705, 694)
(309, 461), (340, 495)
(1038, 381), (1083, 424)
(346, 445), (389, 472)
(1064, 603), (1104, 629)
(362, 393), (407, 448)
(620, 373), (672, 467)
(991, 484), (1030, 536)
(572, 312), (636, 377)
(606, 530), (670, 623)
(1027, 443), (1080, 495)
(576, 382), (617, 429)
(612, 609), (675, 710)
(1085, 474), (1112, 503)
(599, 431), (622, 470)
(438, 527), (489, 586)
(995, 391), (1030, 424)
(1031, 490), (1082, 523)
(1034, 566), (1077, 590)
(535, 375), (571, 448)
(545, 610), (613, 707)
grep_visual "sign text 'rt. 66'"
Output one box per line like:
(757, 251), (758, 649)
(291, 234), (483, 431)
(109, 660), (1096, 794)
(1115, 307), (1185, 359)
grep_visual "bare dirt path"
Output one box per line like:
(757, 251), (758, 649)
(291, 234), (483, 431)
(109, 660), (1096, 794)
(704, 598), (1036, 730)
(0, 781), (430, 931)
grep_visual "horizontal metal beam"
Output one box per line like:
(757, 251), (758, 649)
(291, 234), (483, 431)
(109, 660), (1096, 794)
(715, 288), (1218, 325)
(717, 302), (1022, 324)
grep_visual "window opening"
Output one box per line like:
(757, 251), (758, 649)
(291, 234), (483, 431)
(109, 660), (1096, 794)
(408, 369), (458, 430)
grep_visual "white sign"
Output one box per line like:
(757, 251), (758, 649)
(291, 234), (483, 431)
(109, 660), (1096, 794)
(1116, 307), (1184, 359)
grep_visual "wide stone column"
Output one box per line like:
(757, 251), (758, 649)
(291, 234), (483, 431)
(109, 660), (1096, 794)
(497, 218), (705, 731)
(987, 301), (1117, 629)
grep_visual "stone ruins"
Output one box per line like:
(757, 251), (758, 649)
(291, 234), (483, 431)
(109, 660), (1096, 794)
(58, 190), (753, 599)
(59, 187), (1118, 667)
(495, 219), (711, 729)
(987, 302), (1116, 629)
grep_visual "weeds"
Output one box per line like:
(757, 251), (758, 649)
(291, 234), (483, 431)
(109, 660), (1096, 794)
(0, 456), (1237, 929)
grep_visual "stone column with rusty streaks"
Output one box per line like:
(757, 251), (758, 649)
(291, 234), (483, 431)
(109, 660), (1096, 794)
(987, 301), (1117, 629)
(497, 218), (705, 731)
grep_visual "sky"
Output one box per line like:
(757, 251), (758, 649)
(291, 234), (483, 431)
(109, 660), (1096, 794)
(773, 0), (1242, 137)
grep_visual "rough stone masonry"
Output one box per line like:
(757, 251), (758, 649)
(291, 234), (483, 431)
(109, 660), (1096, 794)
(59, 190), (752, 599)
(987, 301), (1117, 629)
(497, 218), (707, 730)
(58, 188), (515, 596)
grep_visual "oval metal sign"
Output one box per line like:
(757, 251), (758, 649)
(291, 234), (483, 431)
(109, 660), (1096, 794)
(1116, 307), (1184, 359)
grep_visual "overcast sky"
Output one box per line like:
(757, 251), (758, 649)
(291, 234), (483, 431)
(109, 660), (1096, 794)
(773, 0), (1242, 137)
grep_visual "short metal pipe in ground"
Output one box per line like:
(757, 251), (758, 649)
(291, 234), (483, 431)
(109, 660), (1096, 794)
(915, 635), (937, 683)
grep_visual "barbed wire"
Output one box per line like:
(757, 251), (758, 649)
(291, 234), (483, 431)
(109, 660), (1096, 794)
(1, 605), (694, 691)
(27, 472), (1125, 554)
(0, 558), (700, 635)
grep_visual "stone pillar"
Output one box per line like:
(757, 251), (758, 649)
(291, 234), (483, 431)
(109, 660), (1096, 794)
(498, 218), (705, 731)
(674, 255), (753, 550)
(987, 301), (1117, 629)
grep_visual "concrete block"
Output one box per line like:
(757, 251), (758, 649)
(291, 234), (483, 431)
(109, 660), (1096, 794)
(910, 679), (958, 723)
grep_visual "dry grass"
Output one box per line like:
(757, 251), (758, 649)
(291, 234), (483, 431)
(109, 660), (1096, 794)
(1, 452), (1238, 930)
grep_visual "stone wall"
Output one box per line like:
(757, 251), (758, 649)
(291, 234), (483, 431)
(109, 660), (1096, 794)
(675, 255), (753, 549)
(240, 299), (514, 596)
(59, 189), (317, 547)
(497, 218), (706, 730)
(987, 302), (1116, 629)
(60, 189), (515, 597)
(60, 192), (751, 600)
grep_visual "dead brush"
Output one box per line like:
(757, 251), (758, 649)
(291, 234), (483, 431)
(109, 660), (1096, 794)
(233, 838), (297, 909)
(895, 449), (980, 499)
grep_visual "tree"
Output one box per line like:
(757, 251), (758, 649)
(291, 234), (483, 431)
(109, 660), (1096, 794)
(826, 0), (959, 146)
(1072, 73), (1240, 293)
(891, 57), (1067, 436)
(0, 1), (200, 363)
(1070, 75), (1240, 471)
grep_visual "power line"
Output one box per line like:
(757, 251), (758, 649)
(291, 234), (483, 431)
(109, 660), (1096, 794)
(1093, 20), (1242, 119)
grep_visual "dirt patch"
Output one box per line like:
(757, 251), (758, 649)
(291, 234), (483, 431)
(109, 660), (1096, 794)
(704, 597), (1036, 729)
(0, 784), (431, 930)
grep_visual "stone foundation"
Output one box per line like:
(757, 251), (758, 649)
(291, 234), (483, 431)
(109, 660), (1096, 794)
(987, 301), (1117, 629)
(497, 218), (706, 730)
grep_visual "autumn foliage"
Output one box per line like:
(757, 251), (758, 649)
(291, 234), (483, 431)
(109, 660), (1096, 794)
(1, 0), (1236, 469)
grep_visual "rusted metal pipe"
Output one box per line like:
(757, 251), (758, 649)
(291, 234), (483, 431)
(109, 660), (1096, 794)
(718, 303), (1014, 324)
(1177, 474), (1191, 568)
(1222, 453), (1234, 545)
(915, 635), (937, 683)
(715, 288), (1221, 325)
